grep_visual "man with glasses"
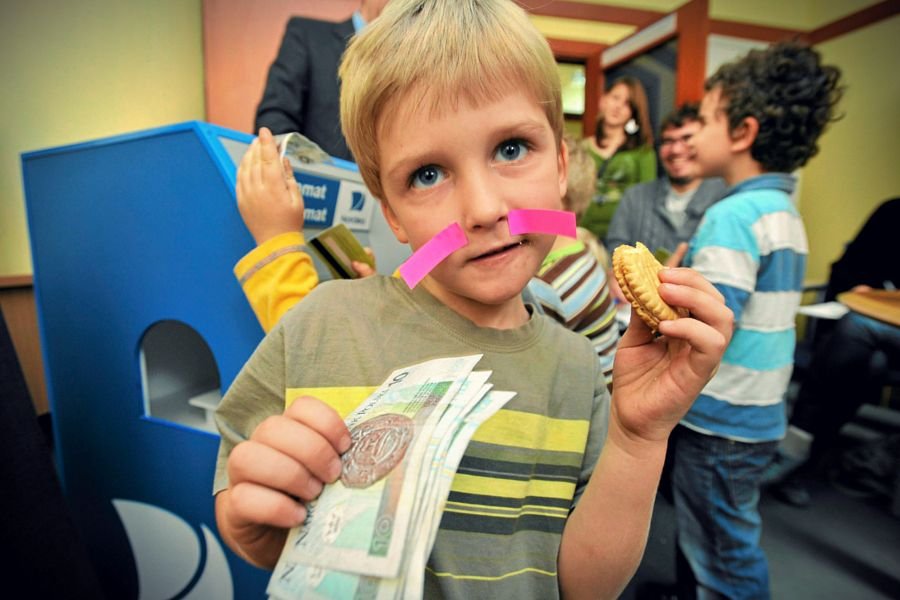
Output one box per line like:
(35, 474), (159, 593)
(606, 103), (726, 267)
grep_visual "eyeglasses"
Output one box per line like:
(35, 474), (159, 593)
(659, 134), (693, 149)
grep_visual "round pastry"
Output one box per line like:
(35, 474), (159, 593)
(612, 242), (688, 332)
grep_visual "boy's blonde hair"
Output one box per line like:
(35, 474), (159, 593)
(562, 134), (594, 219)
(339, 0), (564, 201)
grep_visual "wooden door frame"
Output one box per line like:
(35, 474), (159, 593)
(547, 39), (605, 138)
(600, 0), (709, 105)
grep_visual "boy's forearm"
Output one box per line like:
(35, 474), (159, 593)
(557, 420), (667, 599)
(215, 490), (287, 570)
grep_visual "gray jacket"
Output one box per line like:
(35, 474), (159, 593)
(605, 177), (727, 255)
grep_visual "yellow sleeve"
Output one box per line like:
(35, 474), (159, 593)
(233, 232), (319, 333)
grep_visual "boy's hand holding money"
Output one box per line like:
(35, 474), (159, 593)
(237, 127), (305, 245)
(216, 396), (350, 569)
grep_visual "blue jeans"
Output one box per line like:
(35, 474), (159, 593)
(672, 425), (779, 600)
(793, 311), (900, 461)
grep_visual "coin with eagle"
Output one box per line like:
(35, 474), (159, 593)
(341, 413), (416, 488)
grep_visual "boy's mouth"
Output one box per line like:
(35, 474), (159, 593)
(470, 240), (526, 262)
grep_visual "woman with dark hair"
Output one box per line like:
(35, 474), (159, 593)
(580, 76), (656, 241)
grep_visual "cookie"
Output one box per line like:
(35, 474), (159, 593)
(612, 242), (688, 332)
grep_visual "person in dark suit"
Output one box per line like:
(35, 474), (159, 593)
(255, 0), (389, 161)
(605, 103), (727, 261)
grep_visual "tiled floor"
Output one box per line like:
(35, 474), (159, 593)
(761, 475), (899, 599)
(621, 447), (900, 599)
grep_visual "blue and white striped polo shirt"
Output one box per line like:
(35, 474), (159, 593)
(683, 174), (807, 442)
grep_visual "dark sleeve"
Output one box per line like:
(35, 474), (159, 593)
(0, 312), (104, 596)
(254, 18), (311, 135)
(825, 198), (900, 300)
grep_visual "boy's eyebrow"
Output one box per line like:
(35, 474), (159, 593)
(384, 152), (438, 183)
(384, 118), (551, 180)
(495, 119), (548, 139)
(498, 119), (557, 150)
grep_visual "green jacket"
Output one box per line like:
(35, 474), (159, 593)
(579, 143), (656, 242)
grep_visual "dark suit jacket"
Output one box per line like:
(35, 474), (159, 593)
(255, 17), (355, 161)
(826, 197), (900, 301)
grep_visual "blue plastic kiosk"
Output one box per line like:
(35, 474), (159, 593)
(21, 121), (408, 599)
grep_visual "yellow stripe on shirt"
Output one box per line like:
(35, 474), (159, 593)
(445, 501), (570, 520)
(285, 386), (377, 418)
(449, 473), (576, 501)
(427, 565), (558, 581)
(470, 409), (590, 453)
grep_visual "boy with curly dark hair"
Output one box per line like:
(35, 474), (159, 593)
(671, 41), (843, 598)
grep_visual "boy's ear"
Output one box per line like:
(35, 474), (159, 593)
(380, 200), (409, 244)
(557, 140), (569, 204)
(730, 116), (760, 153)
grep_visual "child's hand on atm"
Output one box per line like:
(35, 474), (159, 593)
(236, 127), (305, 246)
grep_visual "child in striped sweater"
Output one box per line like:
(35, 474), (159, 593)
(672, 41), (843, 599)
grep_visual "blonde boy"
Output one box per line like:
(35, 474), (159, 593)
(214, 1), (732, 598)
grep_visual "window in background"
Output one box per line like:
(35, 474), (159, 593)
(558, 62), (586, 118)
(604, 38), (678, 142)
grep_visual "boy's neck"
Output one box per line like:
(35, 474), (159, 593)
(420, 278), (532, 330)
(722, 152), (764, 187)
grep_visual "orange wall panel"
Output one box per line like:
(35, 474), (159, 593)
(203, 0), (359, 133)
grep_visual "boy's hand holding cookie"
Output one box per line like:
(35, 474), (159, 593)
(609, 260), (733, 447)
(613, 242), (689, 332)
(217, 397), (350, 568)
(237, 127), (305, 245)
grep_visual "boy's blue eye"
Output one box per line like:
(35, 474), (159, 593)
(410, 165), (445, 189)
(495, 139), (529, 162)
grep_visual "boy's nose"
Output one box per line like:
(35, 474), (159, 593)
(458, 171), (508, 231)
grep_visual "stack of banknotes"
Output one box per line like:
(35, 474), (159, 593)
(267, 354), (514, 600)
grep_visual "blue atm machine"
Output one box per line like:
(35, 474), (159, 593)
(21, 121), (409, 599)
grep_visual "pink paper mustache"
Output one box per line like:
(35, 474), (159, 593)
(397, 209), (576, 288)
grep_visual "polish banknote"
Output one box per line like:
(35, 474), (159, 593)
(267, 355), (515, 600)
(275, 132), (333, 165)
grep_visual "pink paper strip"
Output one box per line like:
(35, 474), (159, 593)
(398, 222), (468, 288)
(508, 209), (576, 238)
